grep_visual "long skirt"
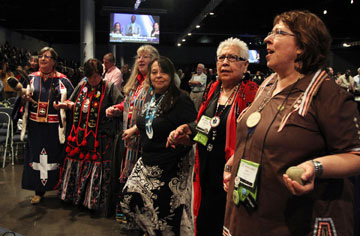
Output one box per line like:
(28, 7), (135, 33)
(120, 148), (195, 236)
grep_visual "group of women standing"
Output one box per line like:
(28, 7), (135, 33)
(18, 9), (360, 236)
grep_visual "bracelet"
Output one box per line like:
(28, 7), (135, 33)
(224, 164), (232, 173)
(311, 160), (323, 177)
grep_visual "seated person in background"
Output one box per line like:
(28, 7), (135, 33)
(0, 61), (15, 99)
(150, 22), (160, 38)
(28, 55), (39, 74)
(338, 69), (354, 93)
(111, 22), (123, 35)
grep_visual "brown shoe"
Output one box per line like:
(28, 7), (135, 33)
(30, 195), (42, 204)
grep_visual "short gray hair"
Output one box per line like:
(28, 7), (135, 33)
(216, 37), (249, 60)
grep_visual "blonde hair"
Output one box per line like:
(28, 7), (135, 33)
(216, 37), (249, 60)
(123, 45), (159, 96)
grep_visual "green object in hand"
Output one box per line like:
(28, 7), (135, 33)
(286, 166), (305, 185)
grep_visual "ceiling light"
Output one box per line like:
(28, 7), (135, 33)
(343, 43), (351, 47)
(196, 25), (200, 29)
(209, 12), (214, 16)
(188, 33), (192, 36)
(323, 10), (327, 15)
(177, 43), (181, 47)
(351, 0), (354, 4)
(182, 39), (186, 42)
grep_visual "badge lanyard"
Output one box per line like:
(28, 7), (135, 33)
(210, 83), (240, 140)
(145, 89), (166, 139)
(36, 77), (54, 122)
(233, 78), (300, 208)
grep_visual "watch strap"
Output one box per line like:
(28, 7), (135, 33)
(311, 160), (323, 177)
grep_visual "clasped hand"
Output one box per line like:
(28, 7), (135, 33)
(53, 100), (74, 110)
(166, 124), (192, 149)
(106, 106), (122, 118)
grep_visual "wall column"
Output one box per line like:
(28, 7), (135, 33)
(80, 0), (95, 65)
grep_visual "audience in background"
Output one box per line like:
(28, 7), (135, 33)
(338, 69), (355, 93)
(353, 67), (360, 93)
(121, 64), (130, 86)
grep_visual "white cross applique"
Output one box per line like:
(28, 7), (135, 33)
(30, 148), (59, 186)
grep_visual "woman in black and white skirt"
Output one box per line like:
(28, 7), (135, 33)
(120, 56), (197, 236)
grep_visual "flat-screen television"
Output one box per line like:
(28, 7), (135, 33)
(109, 13), (160, 44)
(248, 50), (260, 63)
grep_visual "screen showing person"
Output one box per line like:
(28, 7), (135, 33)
(151, 22), (160, 38)
(109, 13), (160, 44)
(248, 50), (260, 63)
(111, 22), (122, 35)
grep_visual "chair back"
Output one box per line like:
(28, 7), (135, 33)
(0, 111), (11, 168)
(7, 97), (17, 107)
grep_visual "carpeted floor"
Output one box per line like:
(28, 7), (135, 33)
(0, 163), (130, 236)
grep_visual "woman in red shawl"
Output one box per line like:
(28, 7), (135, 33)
(167, 37), (258, 235)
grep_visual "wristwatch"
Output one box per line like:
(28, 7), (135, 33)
(311, 160), (323, 177)
(224, 164), (232, 173)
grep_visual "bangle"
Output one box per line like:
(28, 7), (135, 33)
(224, 164), (232, 173)
(311, 160), (323, 177)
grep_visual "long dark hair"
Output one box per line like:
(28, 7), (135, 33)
(147, 56), (181, 114)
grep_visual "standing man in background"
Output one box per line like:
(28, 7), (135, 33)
(125, 15), (141, 36)
(189, 63), (207, 111)
(103, 53), (123, 92)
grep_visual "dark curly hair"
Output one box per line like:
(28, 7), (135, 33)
(84, 58), (103, 77)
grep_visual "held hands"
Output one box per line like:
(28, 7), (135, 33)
(53, 100), (74, 110)
(223, 155), (234, 192)
(282, 161), (316, 195)
(122, 125), (138, 142)
(166, 124), (192, 149)
(106, 106), (122, 118)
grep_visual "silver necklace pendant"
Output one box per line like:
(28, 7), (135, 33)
(210, 116), (221, 128)
(207, 143), (213, 152)
(145, 120), (153, 139)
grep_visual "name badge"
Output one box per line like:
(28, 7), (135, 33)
(237, 159), (260, 188)
(196, 115), (211, 135)
(233, 159), (260, 208)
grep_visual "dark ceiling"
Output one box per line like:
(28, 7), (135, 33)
(0, 0), (359, 49)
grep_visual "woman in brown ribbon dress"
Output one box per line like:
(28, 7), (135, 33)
(223, 10), (360, 236)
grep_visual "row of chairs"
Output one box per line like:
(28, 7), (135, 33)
(0, 105), (26, 168)
(0, 97), (17, 108)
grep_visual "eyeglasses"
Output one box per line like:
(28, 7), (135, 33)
(267, 29), (295, 37)
(217, 54), (246, 62)
(38, 54), (53, 59)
